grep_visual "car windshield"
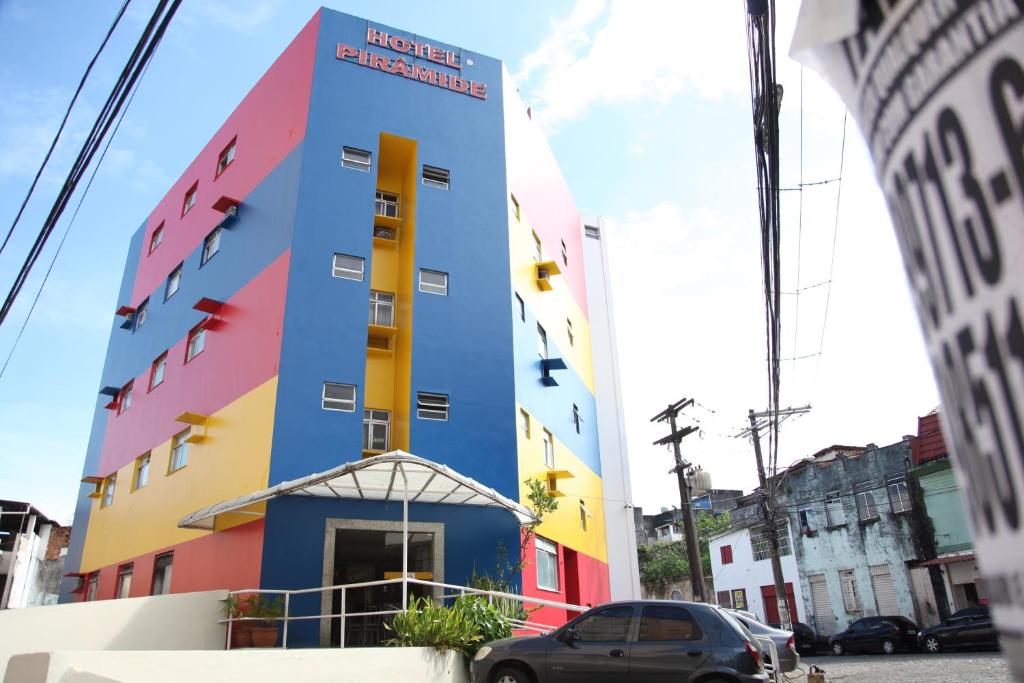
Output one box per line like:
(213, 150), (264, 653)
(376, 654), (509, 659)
(951, 607), (987, 620)
(717, 608), (756, 642)
(887, 617), (917, 629)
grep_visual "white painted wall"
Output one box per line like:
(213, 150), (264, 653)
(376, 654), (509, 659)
(709, 528), (805, 625)
(0, 590), (227, 679)
(5, 520), (53, 609)
(583, 218), (641, 600)
(5, 647), (469, 683)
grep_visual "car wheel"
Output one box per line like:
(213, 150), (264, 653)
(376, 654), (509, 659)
(881, 638), (896, 655)
(924, 635), (942, 654)
(492, 665), (532, 683)
(831, 641), (845, 656)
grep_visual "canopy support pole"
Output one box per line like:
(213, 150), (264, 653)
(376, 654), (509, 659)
(399, 462), (408, 611)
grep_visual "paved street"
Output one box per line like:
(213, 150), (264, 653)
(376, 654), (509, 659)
(800, 652), (1010, 682)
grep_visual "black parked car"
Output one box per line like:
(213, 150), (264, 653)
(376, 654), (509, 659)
(919, 606), (999, 653)
(470, 600), (769, 683)
(791, 622), (825, 656)
(829, 616), (919, 655)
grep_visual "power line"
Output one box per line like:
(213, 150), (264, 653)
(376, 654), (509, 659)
(0, 0), (131, 257)
(791, 66), (804, 394)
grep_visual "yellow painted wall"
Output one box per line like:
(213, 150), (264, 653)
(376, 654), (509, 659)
(515, 403), (607, 563)
(507, 200), (595, 394)
(79, 377), (278, 571)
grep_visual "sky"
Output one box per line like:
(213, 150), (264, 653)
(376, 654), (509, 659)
(0, 1), (940, 525)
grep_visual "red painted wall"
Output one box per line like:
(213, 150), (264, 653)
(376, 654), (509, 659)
(913, 412), (948, 465)
(129, 12), (319, 305)
(520, 534), (610, 627)
(98, 251), (290, 476)
(79, 520), (264, 601)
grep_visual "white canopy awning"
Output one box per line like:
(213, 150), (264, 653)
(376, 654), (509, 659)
(177, 450), (539, 530)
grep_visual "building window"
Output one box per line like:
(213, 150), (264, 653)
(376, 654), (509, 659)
(579, 500), (589, 532)
(151, 553), (173, 596)
(201, 227), (221, 265)
(101, 473), (116, 507)
(716, 590), (732, 608)
(216, 138), (236, 177)
(118, 381), (133, 415)
(535, 536), (559, 591)
(855, 484), (879, 521)
(369, 290), (395, 327)
(584, 224), (600, 240)
(542, 428), (554, 468)
(514, 292), (525, 321)
(333, 254), (365, 281)
(532, 231), (543, 262)
(85, 572), (99, 602)
(887, 476), (911, 513)
(133, 453), (151, 491)
(149, 223), (164, 254)
(169, 430), (189, 472)
(115, 564), (133, 599)
(134, 298), (149, 331)
(537, 323), (548, 359)
(422, 165), (449, 189)
(572, 404), (582, 434)
(519, 409), (530, 436)
(373, 225), (396, 241)
(419, 269), (448, 295)
(186, 324), (206, 362)
(720, 545), (733, 565)
(363, 409), (391, 451)
(566, 318), (574, 346)
(798, 508), (814, 532)
(561, 239), (568, 266)
(840, 569), (862, 612)
(511, 194), (520, 221)
(825, 491), (846, 527)
(731, 588), (747, 610)
(182, 183), (198, 217)
(375, 190), (399, 218)
(417, 392), (449, 421)
(322, 382), (356, 412)
(149, 352), (167, 390)
(750, 520), (791, 561)
(165, 264), (183, 300)
(341, 146), (371, 171)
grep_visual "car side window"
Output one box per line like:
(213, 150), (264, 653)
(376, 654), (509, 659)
(572, 606), (634, 642)
(638, 605), (703, 641)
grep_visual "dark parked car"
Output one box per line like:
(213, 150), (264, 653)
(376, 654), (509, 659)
(790, 622), (825, 656)
(470, 600), (769, 683)
(829, 616), (920, 655)
(918, 606), (999, 653)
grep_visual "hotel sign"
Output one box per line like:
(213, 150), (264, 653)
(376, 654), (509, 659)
(336, 27), (488, 100)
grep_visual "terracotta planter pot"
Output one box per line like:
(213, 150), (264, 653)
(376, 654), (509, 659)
(230, 623), (253, 649)
(251, 625), (280, 648)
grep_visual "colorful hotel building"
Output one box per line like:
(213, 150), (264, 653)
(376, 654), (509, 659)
(63, 8), (639, 640)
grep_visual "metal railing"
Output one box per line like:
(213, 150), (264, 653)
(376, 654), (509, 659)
(221, 577), (589, 649)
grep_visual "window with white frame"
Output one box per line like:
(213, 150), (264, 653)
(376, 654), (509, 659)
(543, 428), (554, 468)
(537, 323), (548, 359)
(579, 500), (589, 532)
(333, 254), (365, 281)
(165, 264), (183, 300)
(887, 476), (911, 513)
(566, 318), (574, 346)
(514, 292), (525, 321)
(149, 223), (164, 254)
(561, 239), (568, 265)
(323, 382), (356, 412)
(182, 184), (197, 217)
(134, 298), (149, 331)
(118, 381), (133, 415)
(363, 409), (391, 451)
(840, 569), (862, 611)
(151, 553), (173, 595)
(419, 269), (448, 295)
(149, 352), (167, 390)
(855, 484), (879, 521)
(572, 404), (582, 434)
(373, 225), (396, 240)
(85, 573), (98, 601)
(519, 409), (530, 436)
(216, 139), (236, 177)
(825, 491), (846, 526)
(532, 231), (543, 262)
(201, 227), (221, 265)
(422, 165), (449, 189)
(101, 473), (116, 507)
(186, 325), (206, 362)
(342, 146), (371, 171)
(133, 453), (150, 491)
(511, 194), (520, 221)
(417, 392), (449, 421)
(375, 190), (399, 218)
(169, 430), (189, 472)
(535, 536), (559, 591)
(369, 290), (395, 326)
(750, 520), (791, 560)
(798, 508), (814, 532)
(115, 564), (133, 599)
(584, 225), (600, 240)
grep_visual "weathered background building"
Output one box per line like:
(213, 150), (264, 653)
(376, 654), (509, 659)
(0, 501), (69, 609)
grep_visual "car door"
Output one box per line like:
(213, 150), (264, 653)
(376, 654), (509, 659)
(546, 605), (635, 683)
(960, 611), (996, 648)
(849, 619), (875, 653)
(628, 604), (709, 683)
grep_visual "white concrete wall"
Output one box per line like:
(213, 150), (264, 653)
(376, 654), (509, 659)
(0, 590), (226, 679)
(582, 218), (641, 601)
(5, 647), (469, 683)
(709, 528), (805, 624)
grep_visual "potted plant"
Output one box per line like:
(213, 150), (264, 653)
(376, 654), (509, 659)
(249, 595), (285, 648)
(222, 594), (252, 649)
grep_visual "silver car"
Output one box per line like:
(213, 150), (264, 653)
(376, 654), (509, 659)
(722, 609), (799, 673)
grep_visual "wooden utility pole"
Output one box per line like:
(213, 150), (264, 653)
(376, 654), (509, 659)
(651, 398), (706, 602)
(740, 405), (810, 630)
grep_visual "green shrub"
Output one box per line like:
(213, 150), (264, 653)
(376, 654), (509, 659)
(385, 595), (513, 657)
(454, 595), (513, 650)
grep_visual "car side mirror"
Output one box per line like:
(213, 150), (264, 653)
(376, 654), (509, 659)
(562, 628), (581, 647)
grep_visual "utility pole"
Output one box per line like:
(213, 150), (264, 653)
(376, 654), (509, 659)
(739, 405), (810, 630)
(651, 398), (706, 602)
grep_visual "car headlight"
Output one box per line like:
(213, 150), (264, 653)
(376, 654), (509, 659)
(473, 646), (492, 662)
